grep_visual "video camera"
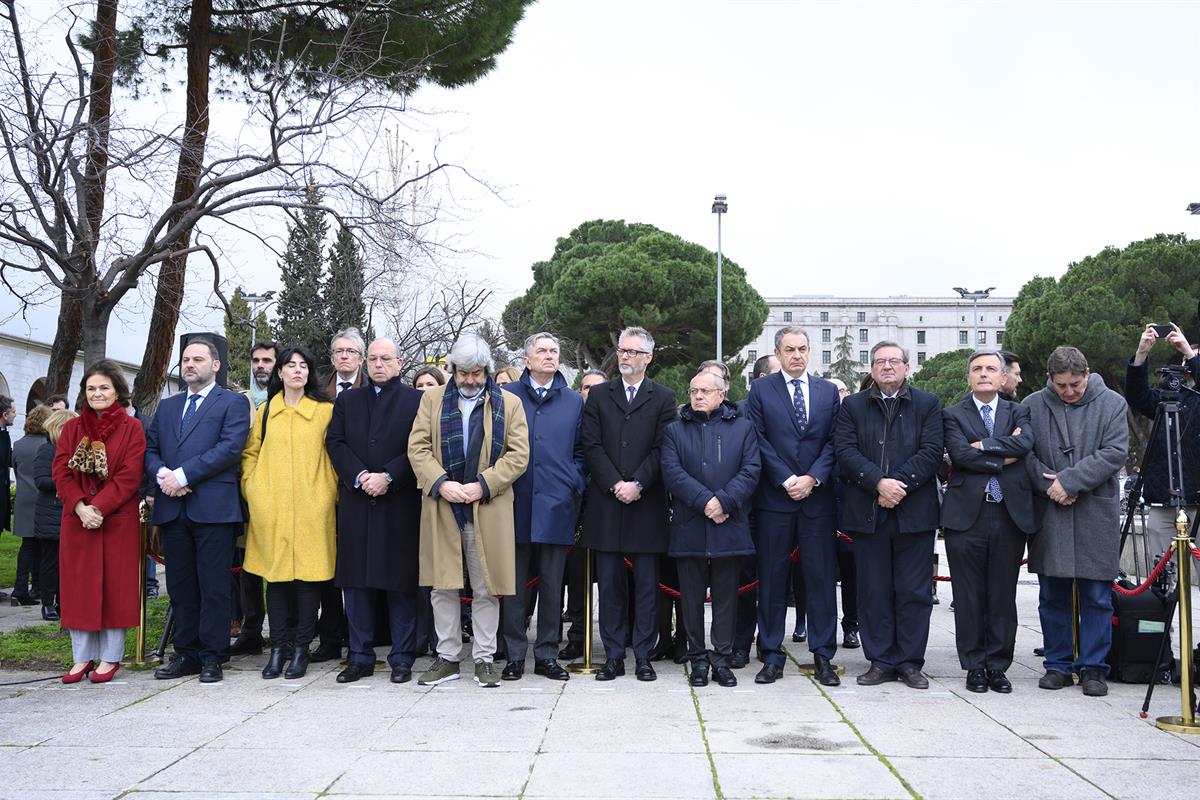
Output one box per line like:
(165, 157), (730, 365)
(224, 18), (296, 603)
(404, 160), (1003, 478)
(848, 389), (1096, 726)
(1157, 364), (1189, 395)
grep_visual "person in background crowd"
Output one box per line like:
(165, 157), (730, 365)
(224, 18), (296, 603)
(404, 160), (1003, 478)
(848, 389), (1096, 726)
(119, 397), (157, 602)
(1025, 346), (1128, 697)
(34, 409), (77, 620)
(495, 366), (522, 386)
(941, 350), (1037, 694)
(661, 368), (761, 687)
(825, 377), (859, 649)
(999, 352), (1023, 401)
(242, 347), (338, 680)
(53, 361), (146, 683)
(580, 327), (676, 682)
(10, 405), (52, 605)
(835, 341), (943, 690)
(1, 395), (13, 585)
(410, 335), (530, 688)
(147, 337), (250, 684)
(410, 364), (447, 654)
(45, 395), (69, 411)
(413, 366), (446, 392)
(326, 338), (424, 684)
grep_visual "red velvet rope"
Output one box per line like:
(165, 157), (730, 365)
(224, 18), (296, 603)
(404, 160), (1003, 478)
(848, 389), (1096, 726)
(1111, 547), (1175, 597)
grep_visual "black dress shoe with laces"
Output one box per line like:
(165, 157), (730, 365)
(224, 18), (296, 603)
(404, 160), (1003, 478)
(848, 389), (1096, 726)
(755, 663), (783, 684)
(813, 654), (840, 687)
(390, 664), (412, 684)
(337, 662), (374, 683)
(595, 659), (625, 681)
(856, 665), (898, 686)
(199, 660), (223, 683)
(635, 658), (657, 682)
(899, 668), (929, 689)
(688, 663), (709, 687)
(713, 666), (738, 687)
(792, 625), (807, 643)
(534, 659), (570, 681)
(501, 660), (524, 681)
(155, 655), (202, 679)
(558, 641), (583, 661)
(986, 670), (1012, 693)
(228, 633), (264, 656)
(842, 628), (861, 649)
(965, 668), (988, 693)
(307, 642), (342, 663)
(729, 649), (749, 669)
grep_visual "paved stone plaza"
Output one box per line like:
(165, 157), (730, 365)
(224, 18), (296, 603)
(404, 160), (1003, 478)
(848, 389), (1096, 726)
(0, 556), (1198, 800)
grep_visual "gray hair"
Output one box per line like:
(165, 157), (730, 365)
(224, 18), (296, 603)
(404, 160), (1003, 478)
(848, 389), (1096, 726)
(330, 327), (366, 356)
(523, 331), (560, 355)
(579, 368), (607, 383)
(696, 359), (731, 385)
(966, 349), (1007, 374)
(1046, 346), (1088, 375)
(693, 369), (728, 392)
(447, 334), (495, 375)
(869, 340), (909, 364)
(619, 326), (655, 352)
(773, 326), (810, 350)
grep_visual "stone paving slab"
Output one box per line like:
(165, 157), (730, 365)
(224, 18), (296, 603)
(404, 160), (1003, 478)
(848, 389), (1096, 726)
(888, 755), (1112, 800)
(711, 752), (910, 799)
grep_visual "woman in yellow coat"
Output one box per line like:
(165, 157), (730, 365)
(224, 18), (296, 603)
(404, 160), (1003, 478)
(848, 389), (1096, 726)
(241, 346), (337, 680)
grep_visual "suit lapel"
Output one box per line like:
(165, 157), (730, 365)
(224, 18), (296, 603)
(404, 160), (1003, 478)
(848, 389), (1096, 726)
(178, 386), (221, 444)
(994, 399), (1013, 437)
(627, 379), (654, 415)
(958, 396), (989, 440)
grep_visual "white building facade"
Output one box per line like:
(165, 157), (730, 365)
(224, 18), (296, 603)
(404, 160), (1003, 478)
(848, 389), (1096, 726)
(738, 294), (1015, 385)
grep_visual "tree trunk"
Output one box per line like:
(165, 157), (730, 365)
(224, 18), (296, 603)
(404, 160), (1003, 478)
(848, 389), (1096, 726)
(131, 0), (212, 414)
(80, 298), (112, 366)
(44, 292), (82, 394)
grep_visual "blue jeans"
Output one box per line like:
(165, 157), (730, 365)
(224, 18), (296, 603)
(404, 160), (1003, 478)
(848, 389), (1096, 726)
(1038, 576), (1111, 675)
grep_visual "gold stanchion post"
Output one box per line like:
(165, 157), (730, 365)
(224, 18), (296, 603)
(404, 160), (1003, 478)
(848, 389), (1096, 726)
(568, 548), (598, 675)
(135, 503), (149, 665)
(1156, 508), (1200, 734)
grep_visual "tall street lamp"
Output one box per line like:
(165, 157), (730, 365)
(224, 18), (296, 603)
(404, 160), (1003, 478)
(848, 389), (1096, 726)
(712, 194), (728, 362)
(244, 290), (276, 381)
(952, 286), (994, 348)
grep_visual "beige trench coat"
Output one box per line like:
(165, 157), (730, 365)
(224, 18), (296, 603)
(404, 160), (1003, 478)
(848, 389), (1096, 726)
(408, 386), (529, 595)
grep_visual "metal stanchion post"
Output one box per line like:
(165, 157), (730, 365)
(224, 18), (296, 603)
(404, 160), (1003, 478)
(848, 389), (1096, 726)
(1071, 580), (1081, 668)
(568, 548), (598, 675)
(135, 504), (148, 665)
(1156, 509), (1200, 734)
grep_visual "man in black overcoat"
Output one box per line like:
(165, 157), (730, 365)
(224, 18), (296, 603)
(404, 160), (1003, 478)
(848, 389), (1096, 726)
(325, 337), (424, 684)
(580, 327), (677, 682)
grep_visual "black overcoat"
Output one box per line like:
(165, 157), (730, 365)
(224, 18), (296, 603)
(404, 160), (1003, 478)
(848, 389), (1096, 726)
(580, 377), (677, 553)
(325, 377), (423, 591)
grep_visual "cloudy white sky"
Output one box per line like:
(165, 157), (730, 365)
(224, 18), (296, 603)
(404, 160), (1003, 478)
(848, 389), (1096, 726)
(4, 0), (1200, 363)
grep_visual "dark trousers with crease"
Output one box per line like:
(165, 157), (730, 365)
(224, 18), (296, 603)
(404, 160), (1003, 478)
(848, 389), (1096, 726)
(344, 587), (417, 669)
(733, 556), (758, 651)
(854, 513), (934, 672)
(563, 546), (586, 646)
(504, 543), (570, 662)
(161, 518), (236, 664)
(13, 537), (40, 597)
(316, 580), (346, 649)
(265, 580), (322, 649)
(678, 556), (739, 668)
(595, 551), (658, 661)
(754, 509), (838, 665)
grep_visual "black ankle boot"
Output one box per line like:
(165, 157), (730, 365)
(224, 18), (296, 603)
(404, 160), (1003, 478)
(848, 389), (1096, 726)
(284, 646), (310, 679)
(262, 645), (292, 679)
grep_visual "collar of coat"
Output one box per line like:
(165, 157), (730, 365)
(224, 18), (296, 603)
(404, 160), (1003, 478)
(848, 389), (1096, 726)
(678, 401), (739, 423)
(517, 368), (569, 395)
(868, 381), (911, 401)
(267, 393), (325, 421)
(1037, 372), (1108, 408)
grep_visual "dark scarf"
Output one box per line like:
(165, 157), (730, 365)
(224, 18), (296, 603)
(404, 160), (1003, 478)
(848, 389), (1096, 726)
(66, 404), (127, 480)
(439, 377), (506, 482)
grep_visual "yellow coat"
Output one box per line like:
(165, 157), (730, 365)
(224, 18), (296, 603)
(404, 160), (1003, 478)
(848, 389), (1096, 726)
(241, 394), (337, 582)
(409, 386), (529, 595)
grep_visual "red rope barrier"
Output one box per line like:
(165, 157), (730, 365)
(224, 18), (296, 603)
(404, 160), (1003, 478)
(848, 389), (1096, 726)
(1112, 547), (1174, 597)
(1190, 544), (1200, 562)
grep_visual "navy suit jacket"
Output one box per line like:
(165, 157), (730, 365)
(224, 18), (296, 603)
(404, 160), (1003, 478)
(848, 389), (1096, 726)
(145, 384), (251, 526)
(746, 370), (839, 517)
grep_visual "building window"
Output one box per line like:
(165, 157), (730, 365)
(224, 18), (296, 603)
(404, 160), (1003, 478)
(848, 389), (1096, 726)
(918, 315), (923, 322)
(821, 328), (831, 343)
(822, 350), (831, 365)
(859, 350), (869, 366)
(747, 350), (757, 362)
(856, 311), (866, 322)
(858, 328), (868, 343)
(998, 315), (1003, 322)
(961, 315), (966, 322)
(977, 330), (987, 345)
(916, 330), (926, 345)
(959, 330), (969, 345)
(917, 351), (926, 365)
(996, 330), (1005, 345)
(783, 311), (792, 322)
(820, 311), (828, 322)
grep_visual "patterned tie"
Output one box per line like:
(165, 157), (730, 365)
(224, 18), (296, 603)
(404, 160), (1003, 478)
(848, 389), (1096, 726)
(980, 404), (1004, 501)
(791, 379), (807, 433)
(536, 387), (547, 401)
(627, 385), (636, 406)
(180, 393), (200, 434)
(339, 381), (351, 394)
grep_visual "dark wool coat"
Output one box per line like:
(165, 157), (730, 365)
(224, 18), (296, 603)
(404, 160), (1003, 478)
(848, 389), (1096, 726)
(33, 439), (62, 539)
(580, 377), (677, 554)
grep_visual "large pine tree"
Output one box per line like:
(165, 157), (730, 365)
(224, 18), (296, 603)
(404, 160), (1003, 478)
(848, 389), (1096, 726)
(223, 287), (253, 389)
(325, 225), (367, 338)
(275, 186), (330, 362)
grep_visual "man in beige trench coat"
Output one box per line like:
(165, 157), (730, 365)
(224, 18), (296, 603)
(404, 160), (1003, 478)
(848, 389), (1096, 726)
(409, 334), (530, 687)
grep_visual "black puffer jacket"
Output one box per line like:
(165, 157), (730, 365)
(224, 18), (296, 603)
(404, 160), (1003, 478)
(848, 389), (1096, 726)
(33, 439), (62, 539)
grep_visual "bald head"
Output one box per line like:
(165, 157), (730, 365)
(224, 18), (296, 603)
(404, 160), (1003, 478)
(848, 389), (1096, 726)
(366, 338), (403, 384)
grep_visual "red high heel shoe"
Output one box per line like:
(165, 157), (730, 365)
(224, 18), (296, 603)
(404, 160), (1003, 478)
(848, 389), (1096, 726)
(90, 662), (121, 683)
(62, 661), (95, 684)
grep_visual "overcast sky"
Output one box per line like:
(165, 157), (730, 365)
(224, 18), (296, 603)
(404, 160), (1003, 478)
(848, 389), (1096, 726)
(4, 0), (1200, 363)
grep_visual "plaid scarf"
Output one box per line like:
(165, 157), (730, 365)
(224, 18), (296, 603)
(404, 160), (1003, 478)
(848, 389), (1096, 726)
(439, 377), (506, 483)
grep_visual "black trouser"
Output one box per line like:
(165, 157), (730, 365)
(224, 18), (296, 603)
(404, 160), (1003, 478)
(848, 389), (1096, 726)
(945, 502), (1026, 671)
(563, 546), (586, 645)
(13, 537), (40, 598)
(678, 556), (739, 668)
(414, 587), (433, 653)
(232, 546), (265, 637)
(733, 555), (757, 651)
(836, 542), (858, 631)
(161, 518), (236, 664)
(504, 543), (570, 662)
(265, 580), (323, 649)
(790, 557), (806, 633)
(316, 581), (346, 649)
(344, 587), (417, 669)
(755, 510), (839, 665)
(595, 551), (658, 661)
(38, 538), (58, 610)
(854, 513), (935, 672)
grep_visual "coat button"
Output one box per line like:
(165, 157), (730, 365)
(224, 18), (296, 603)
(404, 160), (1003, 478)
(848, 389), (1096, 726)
(621, 441), (627, 447)
(370, 499), (377, 506)
(370, 439), (376, 445)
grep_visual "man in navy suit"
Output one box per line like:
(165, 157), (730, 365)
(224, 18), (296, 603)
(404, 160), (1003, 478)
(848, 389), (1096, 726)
(745, 327), (842, 686)
(146, 338), (251, 683)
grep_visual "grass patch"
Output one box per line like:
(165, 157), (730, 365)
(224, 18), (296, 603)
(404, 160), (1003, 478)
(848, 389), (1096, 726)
(0, 534), (20, 590)
(0, 597), (171, 671)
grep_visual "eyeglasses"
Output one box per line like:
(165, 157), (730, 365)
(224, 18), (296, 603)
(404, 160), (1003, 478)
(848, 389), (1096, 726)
(617, 348), (650, 358)
(332, 348), (361, 357)
(872, 357), (906, 367)
(688, 387), (723, 396)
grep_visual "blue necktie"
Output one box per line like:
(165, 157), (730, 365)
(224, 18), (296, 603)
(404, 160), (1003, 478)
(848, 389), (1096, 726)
(980, 404), (1003, 501)
(627, 385), (636, 406)
(181, 393), (200, 434)
(536, 387), (547, 401)
(791, 379), (807, 433)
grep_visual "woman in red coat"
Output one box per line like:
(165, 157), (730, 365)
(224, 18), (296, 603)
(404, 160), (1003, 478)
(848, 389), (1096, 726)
(52, 360), (146, 684)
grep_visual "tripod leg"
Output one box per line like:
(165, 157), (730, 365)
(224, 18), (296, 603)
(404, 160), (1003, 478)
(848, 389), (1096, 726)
(1141, 590), (1180, 717)
(153, 603), (175, 661)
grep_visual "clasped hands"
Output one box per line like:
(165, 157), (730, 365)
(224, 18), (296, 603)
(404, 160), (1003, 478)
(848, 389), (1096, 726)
(970, 426), (1022, 466)
(439, 480), (484, 504)
(876, 477), (907, 509)
(156, 468), (191, 498)
(612, 480), (642, 504)
(704, 496), (729, 524)
(1043, 473), (1076, 506)
(784, 475), (816, 502)
(74, 501), (103, 530)
(358, 472), (391, 497)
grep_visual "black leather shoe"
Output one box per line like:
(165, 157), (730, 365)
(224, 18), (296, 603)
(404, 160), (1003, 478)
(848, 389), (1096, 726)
(856, 666), (898, 686)
(501, 660), (524, 681)
(41, 605), (59, 621)
(899, 668), (929, 689)
(647, 640), (673, 662)
(10, 594), (36, 606)
(337, 662), (374, 683)
(635, 658), (657, 682)
(390, 664), (412, 684)
(713, 666), (738, 687)
(534, 658), (570, 681)
(966, 668), (988, 693)
(729, 649), (749, 669)
(792, 625), (807, 643)
(987, 670), (1012, 693)
(308, 642), (342, 663)
(1038, 670), (1074, 690)
(284, 647), (310, 679)
(814, 655), (841, 687)
(199, 661), (223, 683)
(1033, 646), (1045, 657)
(595, 659), (625, 681)
(1079, 667), (1108, 696)
(689, 662), (709, 687)
(755, 663), (783, 684)
(558, 641), (583, 661)
(261, 646), (292, 679)
(155, 655), (201, 679)
(228, 633), (264, 656)
(842, 629), (861, 649)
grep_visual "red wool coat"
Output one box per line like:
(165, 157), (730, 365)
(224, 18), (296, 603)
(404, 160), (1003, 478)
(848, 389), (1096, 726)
(52, 410), (146, 631)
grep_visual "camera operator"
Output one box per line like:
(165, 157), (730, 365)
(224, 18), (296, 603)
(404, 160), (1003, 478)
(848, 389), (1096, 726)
(1125, 323), (1200, 558)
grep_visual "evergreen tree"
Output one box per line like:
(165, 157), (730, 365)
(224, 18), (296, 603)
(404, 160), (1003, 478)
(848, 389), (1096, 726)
(223, 287), (252, 389)
(827, 327), (862, 386)
(254, 311), (272, 343)
(325, 225), (367, 338)
(275, 186), (329, 361)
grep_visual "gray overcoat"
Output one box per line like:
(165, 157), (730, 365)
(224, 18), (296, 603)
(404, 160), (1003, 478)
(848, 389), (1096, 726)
(1023, 373), (1129, 580)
